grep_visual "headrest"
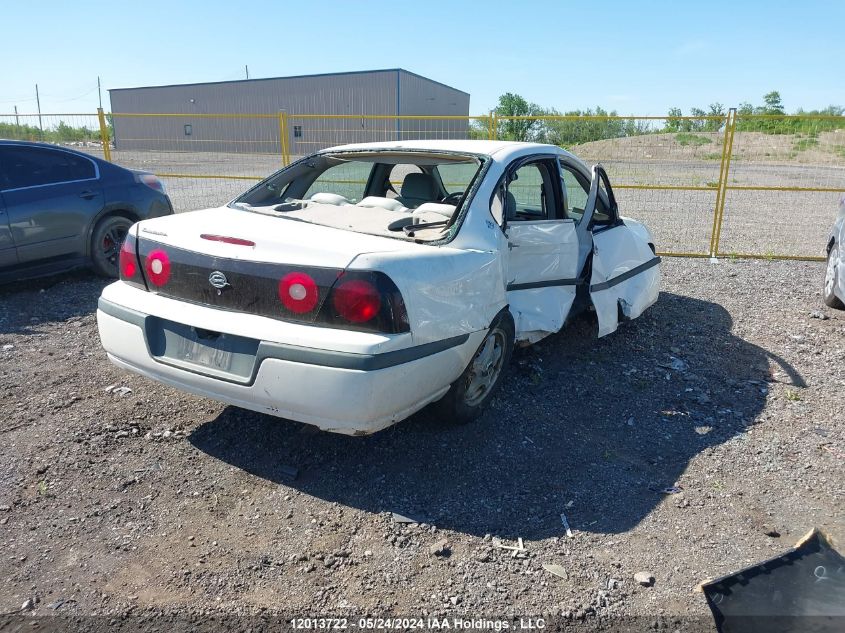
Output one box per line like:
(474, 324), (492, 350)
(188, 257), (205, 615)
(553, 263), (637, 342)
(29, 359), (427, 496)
(400, 173), (438, 201)
(357, 196), (408, 212)
(309, 192), (351, 206)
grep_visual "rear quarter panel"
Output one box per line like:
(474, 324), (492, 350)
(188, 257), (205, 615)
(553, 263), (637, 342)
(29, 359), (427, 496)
(349, 247), (506, 345)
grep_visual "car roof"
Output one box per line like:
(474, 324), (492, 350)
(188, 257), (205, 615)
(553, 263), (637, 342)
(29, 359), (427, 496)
(0, 139), (81, 148)
(324, 139), (583, 164)
(0, 139), (105, 160)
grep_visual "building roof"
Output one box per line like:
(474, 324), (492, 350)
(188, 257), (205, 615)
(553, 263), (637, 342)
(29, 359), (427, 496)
(109, 69), (469, 96)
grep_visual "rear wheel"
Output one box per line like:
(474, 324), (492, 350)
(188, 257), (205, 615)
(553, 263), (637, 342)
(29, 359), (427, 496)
(823, 242), (844, 309)
(435, 310), (515, 425)
(91, 215), (132, 278)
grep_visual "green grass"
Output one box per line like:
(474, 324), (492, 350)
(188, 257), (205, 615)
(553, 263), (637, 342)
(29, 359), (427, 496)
(703, 152), (722, 160)
(0, 121), (104, 144)
(784, 389), (802, 402)
(675, 133), (711, 147)
(793, 137), (819, 152)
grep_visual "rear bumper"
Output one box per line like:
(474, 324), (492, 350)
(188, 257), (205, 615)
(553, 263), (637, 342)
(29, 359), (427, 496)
(96, 296), (483, 435)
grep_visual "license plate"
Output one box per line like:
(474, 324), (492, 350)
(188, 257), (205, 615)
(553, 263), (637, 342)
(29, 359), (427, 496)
(175, 336), (233, 372)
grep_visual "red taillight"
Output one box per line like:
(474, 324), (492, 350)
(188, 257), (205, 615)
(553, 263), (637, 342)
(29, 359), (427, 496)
(136, 173), (165, 194)
(119, 239), (137, 278)
(145, 249), (171, 287)
(279, 271), (319, 313)
(332, 279), (381, 323)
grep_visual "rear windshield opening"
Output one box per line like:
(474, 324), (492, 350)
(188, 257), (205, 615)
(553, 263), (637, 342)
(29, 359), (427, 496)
(231, 151), (485, 241)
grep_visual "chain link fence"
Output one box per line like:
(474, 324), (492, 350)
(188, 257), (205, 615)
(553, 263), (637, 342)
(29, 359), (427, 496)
(1, 110), (843, 260)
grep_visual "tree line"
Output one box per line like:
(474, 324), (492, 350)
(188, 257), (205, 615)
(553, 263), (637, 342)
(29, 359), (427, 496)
(475, 90), (845, 144)
(0, 120), (105, 144)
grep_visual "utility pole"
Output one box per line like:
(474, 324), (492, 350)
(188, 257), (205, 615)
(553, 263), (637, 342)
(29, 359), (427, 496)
(98, 76), (102, 109)
(245, 65), (249, 79)
(14, 105), (19, 126)
(35, 84), (43, 140)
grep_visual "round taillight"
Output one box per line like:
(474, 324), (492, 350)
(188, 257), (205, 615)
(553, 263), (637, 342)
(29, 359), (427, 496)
(332, 279), (381, 323)
(145, 249), (171, 287)
(119, 241), (136, 278)
(279, 272), (319, 313)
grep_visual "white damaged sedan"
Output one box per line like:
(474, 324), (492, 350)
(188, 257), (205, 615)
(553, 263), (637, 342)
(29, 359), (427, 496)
(823, 194), (845, 309)
(97, 141), (660, 434)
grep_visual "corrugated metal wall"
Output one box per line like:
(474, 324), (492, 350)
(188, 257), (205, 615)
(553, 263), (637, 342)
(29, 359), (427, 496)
(109, 70), (470, 154)
(398, 71), (472, 140)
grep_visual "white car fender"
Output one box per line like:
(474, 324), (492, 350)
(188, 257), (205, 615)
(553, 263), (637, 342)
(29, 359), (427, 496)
(590, 226), (661, 338)
(348, 248), (506, 345)
(620, 216), (656, 248)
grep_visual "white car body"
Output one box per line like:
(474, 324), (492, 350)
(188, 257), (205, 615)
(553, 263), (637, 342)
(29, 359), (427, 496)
(824, 194), (845, 308)
(97, 140), (661, 434)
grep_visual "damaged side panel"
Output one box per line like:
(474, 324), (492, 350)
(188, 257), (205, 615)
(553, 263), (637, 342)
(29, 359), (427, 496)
(504, 220), (579, 344)
(350, 248), (505, 345)
(509, 286), (576, 344)
(589, 227), (661, 337)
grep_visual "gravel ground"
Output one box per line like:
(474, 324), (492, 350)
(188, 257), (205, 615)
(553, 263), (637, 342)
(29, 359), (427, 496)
(0, 258), (843, 630)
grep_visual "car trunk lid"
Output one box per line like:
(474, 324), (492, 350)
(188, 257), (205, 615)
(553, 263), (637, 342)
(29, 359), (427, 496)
(136, 205), (420, 268)
(131, 206), (418, 330)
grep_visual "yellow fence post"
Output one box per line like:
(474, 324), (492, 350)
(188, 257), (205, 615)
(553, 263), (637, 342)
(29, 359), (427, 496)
(490, 111), (498, 140)
(710, 108), (737, 258)
(708, 112), (732, 257)
(278, 111), (290, 167)
(97, 108), (112, 162)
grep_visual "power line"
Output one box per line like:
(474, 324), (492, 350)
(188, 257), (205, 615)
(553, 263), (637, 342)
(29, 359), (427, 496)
(0, 83), (98, 104)
(52, 85), (98, 103)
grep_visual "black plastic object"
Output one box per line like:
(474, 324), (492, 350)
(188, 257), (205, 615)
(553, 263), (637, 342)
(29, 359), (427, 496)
(701, 529), (845, 633)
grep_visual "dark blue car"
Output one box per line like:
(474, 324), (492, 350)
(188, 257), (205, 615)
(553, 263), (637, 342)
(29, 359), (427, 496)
(0, 140), (173, 281)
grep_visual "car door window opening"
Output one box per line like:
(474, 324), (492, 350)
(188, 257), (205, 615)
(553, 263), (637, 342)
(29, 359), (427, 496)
(489, 155), (568, 228)
(558, 159), (618, 226)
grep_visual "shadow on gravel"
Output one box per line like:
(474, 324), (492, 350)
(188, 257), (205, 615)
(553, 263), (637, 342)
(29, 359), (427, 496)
(0, 271), (107, 335)
(190, 292), (804, 539)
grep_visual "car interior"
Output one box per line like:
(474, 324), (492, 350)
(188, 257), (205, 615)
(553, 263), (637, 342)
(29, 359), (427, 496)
(232, 152), (484, 240)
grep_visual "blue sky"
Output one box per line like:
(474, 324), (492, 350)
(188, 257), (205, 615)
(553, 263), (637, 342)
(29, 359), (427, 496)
(2, 0), (843, 115)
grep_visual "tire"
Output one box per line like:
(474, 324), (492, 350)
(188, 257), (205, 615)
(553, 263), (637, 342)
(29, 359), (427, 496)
(91, 215), (132, 278)
(435, 310), (515, 425)
(823, 241), (845, 309)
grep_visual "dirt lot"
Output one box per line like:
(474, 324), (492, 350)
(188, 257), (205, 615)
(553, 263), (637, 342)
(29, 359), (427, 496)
(0, 258), (843, 629)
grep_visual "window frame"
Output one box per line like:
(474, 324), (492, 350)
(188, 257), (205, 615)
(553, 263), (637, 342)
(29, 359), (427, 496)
(490, 154), (567, 228)
(557, 158), (620, 229)
(0, 143), (100, 193)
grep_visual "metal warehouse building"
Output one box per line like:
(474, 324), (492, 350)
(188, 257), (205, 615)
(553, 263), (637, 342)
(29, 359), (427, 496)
(109, 69), (471, 155)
